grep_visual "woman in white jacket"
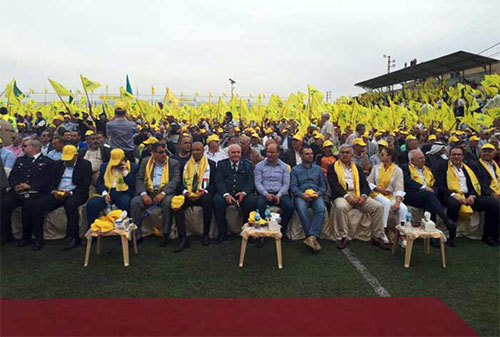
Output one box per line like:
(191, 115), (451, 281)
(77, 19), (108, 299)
(367, 147), (408, 240)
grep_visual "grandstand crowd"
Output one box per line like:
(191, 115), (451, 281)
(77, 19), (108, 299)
(1, 85), (499, 253)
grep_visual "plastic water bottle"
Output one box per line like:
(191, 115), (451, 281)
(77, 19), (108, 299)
(265, 205), (271, 220)
(405, 212), (412, 228)
(254, 210), (261, 229)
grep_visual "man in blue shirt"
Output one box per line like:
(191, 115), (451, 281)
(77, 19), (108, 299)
(290, 146), (326, 251)
(254, 143), (293, 245)
(0, 139), (16, 175)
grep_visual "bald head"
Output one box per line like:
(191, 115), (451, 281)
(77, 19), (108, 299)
(192, 141), (205, 161)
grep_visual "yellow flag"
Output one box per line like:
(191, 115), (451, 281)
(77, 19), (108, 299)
(80, 75), (101, 93)
(48, 78), (74, 97)
(119, 86), (134, 100)
(163, 87), (179, 106)
(151, 86), (155, 96)
(474, 112), (493, 128)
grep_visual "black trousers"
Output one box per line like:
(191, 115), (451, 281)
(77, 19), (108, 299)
(442, 195), (499, 240)
(405, 190), (456, 239)
(213, 193), (256, 237)
(0, 191), (42, 241)
(33, 194), (88, 239)
(174, 194), (213, 238)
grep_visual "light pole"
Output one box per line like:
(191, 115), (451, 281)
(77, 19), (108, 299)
(383, 54), (396, 92)
(229, 78), (236, 98)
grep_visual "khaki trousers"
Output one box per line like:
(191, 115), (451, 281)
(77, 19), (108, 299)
(333, 196), (384, 240)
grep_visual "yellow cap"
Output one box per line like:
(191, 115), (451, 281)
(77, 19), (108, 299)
(377, 140), (389, 147)
(109, 148), (125, 166)
(455, 131), (464, 136)
(406, 135), (417, 140)
(171, 195), (185, 210)
(352, 138), (366, 146)
(85, 130), (95, 136)
(251, 132), (259, 138)
(234, 127), (240, 132)
(323, 140), (333, 148)
(115, 101), (127, 110)
(61, 145), (77, 161)
(435, 128), (442, 132)
(0, 138), (3, 145)
(469, 135), (480, 142)
(481, 143), (495, 151)
(217, 128), (224, 133)
(399, 130), (409, 135)
(207, 134), (220, 143)
(265, 128), (273, 134)
(200, 129), (207, 134)
(292, 133), (303, 141)
(18, 123), (26, 127)
(428, 135), (437, 141)
(449, 136), (459, 143)
(314, 133), (324, 140)
(143, 137), (159, 145)
(53, 115), (64, 121)
(374, 131), (383, 137)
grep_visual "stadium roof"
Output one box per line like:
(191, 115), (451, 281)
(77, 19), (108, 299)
(355, 51), (500, 90)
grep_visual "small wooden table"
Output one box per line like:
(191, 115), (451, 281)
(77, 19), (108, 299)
(239, 223), (283, 269)
(392, 224), (446, 268)
(84, 225), (138, 267)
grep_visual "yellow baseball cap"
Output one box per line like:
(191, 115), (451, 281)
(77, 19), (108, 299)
(481, 143), (495, 151)
(217, 128), (224, 133)
(314, 133), (324, 140)
(352, 138), (366, 146)
(85, 130), (95, 136)
(109, 148), (125, 166)
(469, 135), (480, 142)
(207, 134), (220, 143)
(143, 137), (159, 145)
(406, 135), (417, 140)
(171, 195), (185, 210)
(265, 127), (273, 134)
(234, 127), (240, 132)
(200, 129), (207, 134)
(323, 140), (334, 148)
(53, 115), (64, 121)
(428, 135), (437, 141)
(449, 136), (459, 143)
(377, 140), (389, 147)
(115, 101), (127, 110)
(251, 132), (259, 138)
(292, 133), (303, 141)
(61, 145), (77, 161)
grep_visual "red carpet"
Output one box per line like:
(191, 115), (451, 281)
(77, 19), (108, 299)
(1, 297), (476, 336)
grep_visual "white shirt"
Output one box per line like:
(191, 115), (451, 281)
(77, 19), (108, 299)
(294, 150), (302, 165)
(484, 161), (498, 183)
(417, 168), (427, 189)
(205, 148), (228, 164)
(57, 165), (77, 191)
(101, 168), (129, 196)
(452, 165), (468, 195)
(84, 148), (103, 173)
(343, 163), (354, 192)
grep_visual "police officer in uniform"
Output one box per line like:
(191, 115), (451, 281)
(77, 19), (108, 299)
(213, 144), (255, 243)
(0, 138), (53, 249)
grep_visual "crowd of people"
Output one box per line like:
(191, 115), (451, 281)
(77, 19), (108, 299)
(1, 93), (499, 253)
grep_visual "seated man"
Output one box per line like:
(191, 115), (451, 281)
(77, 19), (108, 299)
(254, 143), (294, 246)
(0, 138), (53, 248)
(401, 149), (457, 243)
(174, 142), (216, 251)
(290, 146), (326, 251)
(33, 145), (92, 250)
(79, 132), (110, 184)
(327, 144), (389, 250)
(131, 143), (180, 246)
(86, 149), (138, 229)
(214, 144), (255, 244)
(475, 143), (499, 200)
(436, 146), (500, 246)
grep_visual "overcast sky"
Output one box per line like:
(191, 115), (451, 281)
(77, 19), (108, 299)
(1, 0), (499, 100)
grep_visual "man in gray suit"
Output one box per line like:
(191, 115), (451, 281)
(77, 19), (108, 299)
(131, 142), (180, 246)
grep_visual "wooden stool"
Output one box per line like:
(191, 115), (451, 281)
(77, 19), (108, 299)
(84, 228), (138, 267)
(239, 223), (283, 269)
(392, 224), (446, 268)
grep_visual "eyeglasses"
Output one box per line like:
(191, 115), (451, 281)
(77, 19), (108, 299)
(339, 151), (351, 154)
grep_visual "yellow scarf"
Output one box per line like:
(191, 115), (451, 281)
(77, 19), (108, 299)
(103, 161), (131, 192)
(144, 157), (170, 193)
(446, 162), (481, 215)
(183, 156), (208, 192)
(409, 163), (434, 188)
(370, 163), (395, 200)
(479, 159), (500, 194)
(334, 160), (360, 197)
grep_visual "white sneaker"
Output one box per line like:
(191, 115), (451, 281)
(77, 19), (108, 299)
(380, 233), (390, 244)
(399, 238), (407, 248)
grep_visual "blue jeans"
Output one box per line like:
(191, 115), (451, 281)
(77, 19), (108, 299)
(86, 190), (133, 228)
(256, 194), (294, 233)
(295, 197), (325, 238)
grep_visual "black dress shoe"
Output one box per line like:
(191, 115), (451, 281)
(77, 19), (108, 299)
(173, 238), (190, 253)
(62, 237), (80, 251)
(213, 235), (227, 244)
(256, 237), (266, 248)
(482, 236), (499, 247)
(32, 238), (43, 251)
(159, 236), (170, 247)
(201, 235), (210, 246)
(446, 239), (456, 248)
(17, 239), (31, 247)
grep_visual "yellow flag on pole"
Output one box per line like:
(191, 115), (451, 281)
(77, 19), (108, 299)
(48, 78), (74, 97)
(80, 75), (101, 93)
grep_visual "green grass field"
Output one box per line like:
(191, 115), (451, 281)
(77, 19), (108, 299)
(1, 236), (499, 336)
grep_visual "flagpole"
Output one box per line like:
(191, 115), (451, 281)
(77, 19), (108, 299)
(56, 92), (72, 114)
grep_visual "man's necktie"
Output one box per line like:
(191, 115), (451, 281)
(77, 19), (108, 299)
(232, 163), (237, 172)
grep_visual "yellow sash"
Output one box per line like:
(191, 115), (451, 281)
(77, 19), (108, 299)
(103, 161), (131, 192)
(370, 163), (395, 200)
(184, 156), (208, 192)
(334, 161), (360, 197)
(144, 157), (170, 193)
(479, 159), (500, 194)
(446, 163), (481, 215)
(409, 163), (434, 187)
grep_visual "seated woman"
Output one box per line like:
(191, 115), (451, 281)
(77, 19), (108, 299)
(367, 146), (408, 243)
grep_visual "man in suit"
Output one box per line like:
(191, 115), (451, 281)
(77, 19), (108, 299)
(401, 149), (457, 243)
(214, 144), (255, 244)
(0, 138), (53, 248)
(130, 142), (180, 246)
(33, 145), (92, 250)
(282, 133), (303, 168)
(436, 146), (499, 246)
(474, 143), (499, 200)
(174, 141), (216, 251)
(86, 148), (139, 229)
(327, 144), (389, 250)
